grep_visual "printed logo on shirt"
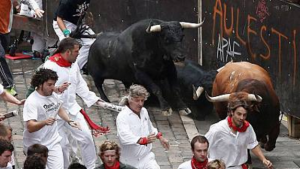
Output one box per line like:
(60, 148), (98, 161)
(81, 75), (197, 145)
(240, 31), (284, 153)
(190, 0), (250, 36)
(74, 2), (89, 17)
(43, 103), (61, 113)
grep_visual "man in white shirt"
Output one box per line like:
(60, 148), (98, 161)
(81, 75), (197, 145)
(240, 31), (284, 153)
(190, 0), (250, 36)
(178, 135), (210, 169)
(23, 68), (80, 169)
(43, 37), (113, 169)
(0, 139), (14, 169)
(116, 84), (170, 169)
(205, 92), (273, 169)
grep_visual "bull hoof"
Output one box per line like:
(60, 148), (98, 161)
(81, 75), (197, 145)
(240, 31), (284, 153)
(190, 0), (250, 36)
(179, 108), (192, 116)
(162, 108), (172, 116)
(264, 143), (275, 151)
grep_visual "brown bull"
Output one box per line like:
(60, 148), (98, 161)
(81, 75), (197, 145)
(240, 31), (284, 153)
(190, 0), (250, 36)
(207, 61), (280, 151)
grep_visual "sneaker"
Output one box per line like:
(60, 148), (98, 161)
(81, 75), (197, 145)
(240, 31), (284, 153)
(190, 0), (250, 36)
(5, 87), (18, 97)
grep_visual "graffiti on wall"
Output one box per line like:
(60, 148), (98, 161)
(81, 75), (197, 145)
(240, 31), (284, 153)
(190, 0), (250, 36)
(211, 0), (299, 85)
(256, 0), (270, 23)
(217, 34), (241, 62)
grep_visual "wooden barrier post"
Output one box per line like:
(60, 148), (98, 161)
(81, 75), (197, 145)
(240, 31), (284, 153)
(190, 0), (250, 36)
(287, 114), (300, 138)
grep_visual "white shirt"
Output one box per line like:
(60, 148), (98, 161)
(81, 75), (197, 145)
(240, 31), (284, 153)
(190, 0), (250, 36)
(23, 91), (62, 150)
(116, 106), (158, 166)
(178, 160), (192, 169)
(0, 84), (4, 95)
(44, 60), (99, 115)
(205, 118), (258, 169)
(0, 162), (12, 169)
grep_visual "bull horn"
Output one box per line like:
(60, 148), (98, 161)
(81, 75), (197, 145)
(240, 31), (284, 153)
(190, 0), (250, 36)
(205, 92), (230, 102)
(248, 94), (263, 102)
(146, 25), (161, 33)
(180, 19), (205, 28)
(217, 66), (224, 72)
(192, 85), (204, 100)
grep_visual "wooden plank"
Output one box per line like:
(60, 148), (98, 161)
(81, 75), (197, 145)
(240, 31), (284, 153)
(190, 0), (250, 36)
(287, 114), (300, 138)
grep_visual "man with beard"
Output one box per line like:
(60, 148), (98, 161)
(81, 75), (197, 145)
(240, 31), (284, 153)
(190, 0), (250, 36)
(116, 84), (169, 169)
(43, 37), (120, 169)
(178, 135), (210, 169)
(23, 68), (80, 169)
(205, 92), (273, 169)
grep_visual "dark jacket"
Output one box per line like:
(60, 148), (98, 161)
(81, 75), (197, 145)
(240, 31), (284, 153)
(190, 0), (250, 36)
(95, 162), (137, 169)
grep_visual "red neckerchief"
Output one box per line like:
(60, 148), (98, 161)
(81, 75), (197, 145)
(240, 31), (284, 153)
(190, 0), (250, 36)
(227, 116), (250, 132)
(104, 160), (120, 169)
(49, 53), (72, 67)
(191, 156), (208, 169)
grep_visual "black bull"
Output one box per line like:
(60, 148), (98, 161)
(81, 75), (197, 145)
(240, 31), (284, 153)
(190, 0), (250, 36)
(175, 60), (218, 120)
(87, 19), (203, 116)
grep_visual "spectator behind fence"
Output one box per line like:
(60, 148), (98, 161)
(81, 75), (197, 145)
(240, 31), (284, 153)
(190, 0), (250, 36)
(0, 0), (44, 96)
(95, 140), (136, 169)
(178, 135), (210, 169)
(116, 84), (169, 169)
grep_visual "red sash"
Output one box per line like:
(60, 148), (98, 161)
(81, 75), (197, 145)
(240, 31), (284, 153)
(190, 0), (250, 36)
(80, 109), (109, 134)
(242, 164), (248, 169)
(191, 156), (208, 169)
(227, 116), (249, 132)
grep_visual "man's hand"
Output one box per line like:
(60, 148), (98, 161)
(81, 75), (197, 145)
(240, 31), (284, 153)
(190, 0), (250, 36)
(44, 117), (56, 126)
(68, 121), (82, 130)
(147, 133), (157, 144)
(34, 8), (44, 18)
(96, 99), (106, 108)
(57, 82), (70, 93)
(159, 136), (170, 150)
(0, 114), (5, 121)
(17, 99), (26, 105)
(63, 29), (71, 37)
(262, 159), (273, 169)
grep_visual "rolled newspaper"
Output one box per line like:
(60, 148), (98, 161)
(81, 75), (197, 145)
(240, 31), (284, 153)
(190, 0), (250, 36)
(4, 110), (18, 118)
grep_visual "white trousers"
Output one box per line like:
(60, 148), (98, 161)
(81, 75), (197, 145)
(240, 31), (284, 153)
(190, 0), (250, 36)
(32, 33), (57, 53)
(53, 20), (96, 69)
(46, 143), (64, 169)
(137, 152), (160, 169)
(57, 112), (96, 169)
